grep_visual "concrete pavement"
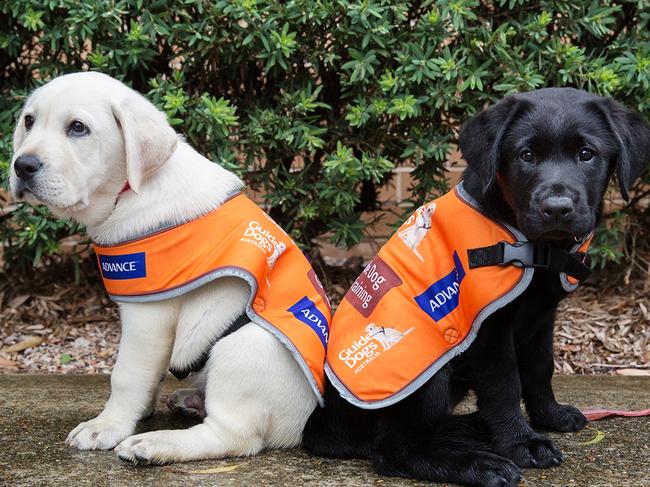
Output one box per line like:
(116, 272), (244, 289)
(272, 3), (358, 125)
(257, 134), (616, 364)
(0, 375), (648, 486)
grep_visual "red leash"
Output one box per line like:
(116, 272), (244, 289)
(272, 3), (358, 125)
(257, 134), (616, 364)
(582, 408), (650, 421)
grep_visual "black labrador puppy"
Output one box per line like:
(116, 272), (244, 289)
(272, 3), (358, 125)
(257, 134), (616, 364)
(303, 88), (650, 486)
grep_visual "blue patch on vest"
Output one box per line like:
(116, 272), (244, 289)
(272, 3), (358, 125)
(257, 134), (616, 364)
(288, 296), (329, 348)
(414, 251), (466, 322)
(98, 252), (146, 280)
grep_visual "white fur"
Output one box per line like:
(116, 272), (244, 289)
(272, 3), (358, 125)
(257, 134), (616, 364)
(10, 72), (317, 464)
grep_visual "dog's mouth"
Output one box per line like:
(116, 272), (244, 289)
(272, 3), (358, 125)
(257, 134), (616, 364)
(11, 180), (31, 202)
(536, 229), (586, 241)
(518, 215), (593, 243)
(12, 181), (88, 213)
(15, 182), (46, 204)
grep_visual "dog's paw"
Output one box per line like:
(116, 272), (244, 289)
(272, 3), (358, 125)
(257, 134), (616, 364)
(531, 403), (588, 432)
(66, 416), (134, 450)
(115, 432), (174, 466)
(496, 433), (564, 469)
(468, 452), (523, 487)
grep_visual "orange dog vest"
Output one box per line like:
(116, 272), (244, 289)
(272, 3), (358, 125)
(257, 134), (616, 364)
(93, 193), (331, 402)
(326, 183), (591, 409)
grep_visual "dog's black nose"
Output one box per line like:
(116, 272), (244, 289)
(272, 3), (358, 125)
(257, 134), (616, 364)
(14, 154), (43, 181)
(540, 196), (574, 220)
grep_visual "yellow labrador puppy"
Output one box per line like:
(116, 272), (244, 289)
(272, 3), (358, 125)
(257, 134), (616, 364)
(9, 72), (318, 464)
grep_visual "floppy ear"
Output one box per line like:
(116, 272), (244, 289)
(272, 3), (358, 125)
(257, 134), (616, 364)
(111, 93), (178, 193)
(459, 95), (529, 195)
(590, 98), (650, 202)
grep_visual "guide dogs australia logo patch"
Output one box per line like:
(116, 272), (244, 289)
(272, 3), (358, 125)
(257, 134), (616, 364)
(288, 296), (329, 348)
(98, 252), (146, 280)
(338, 323), (415, 374)
(414, 251), (466, 322)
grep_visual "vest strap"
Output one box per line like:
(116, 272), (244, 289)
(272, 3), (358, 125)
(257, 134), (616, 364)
(168, 312), (251, 380)
(467, 241), (592, 281)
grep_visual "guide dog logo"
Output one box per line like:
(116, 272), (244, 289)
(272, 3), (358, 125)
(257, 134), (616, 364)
(397, 202), (436, 261)
(338, 323), (415, 375)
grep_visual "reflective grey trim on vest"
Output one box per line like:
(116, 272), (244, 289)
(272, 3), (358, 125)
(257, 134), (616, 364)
(559, 239), (583, 293)
(108, 266), (324, 406)
(455, 182), (526, 239)
(325, 182), (534, 410)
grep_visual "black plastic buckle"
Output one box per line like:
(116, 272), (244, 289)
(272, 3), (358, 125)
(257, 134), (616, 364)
(500, 241), (543, 268)
(468, 241), (592, 281)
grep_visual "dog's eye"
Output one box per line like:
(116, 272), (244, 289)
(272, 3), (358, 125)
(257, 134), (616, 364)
(24, 115), (34, 131)
(578, 147), (594, 161)
(68, 120), (89, 136)
(520, 150), (534, 163)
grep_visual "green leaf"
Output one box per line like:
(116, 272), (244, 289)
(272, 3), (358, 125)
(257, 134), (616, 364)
(60, 354), (73, 365)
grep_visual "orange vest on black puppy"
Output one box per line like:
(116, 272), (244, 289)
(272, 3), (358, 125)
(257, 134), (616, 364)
(326, 183), (591, 409)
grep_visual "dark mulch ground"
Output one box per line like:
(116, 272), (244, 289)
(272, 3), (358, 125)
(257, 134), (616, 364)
(0, 257), (648, 375)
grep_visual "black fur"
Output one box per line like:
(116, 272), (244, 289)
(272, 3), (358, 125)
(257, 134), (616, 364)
(303, 88), (650, 486)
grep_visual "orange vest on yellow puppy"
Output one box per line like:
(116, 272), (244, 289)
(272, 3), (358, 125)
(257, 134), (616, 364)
(93, 193), (331, 402)
(326, 184), (591, 409)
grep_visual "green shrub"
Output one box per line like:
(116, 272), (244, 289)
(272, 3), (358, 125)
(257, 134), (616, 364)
(1, 0), (649, 272)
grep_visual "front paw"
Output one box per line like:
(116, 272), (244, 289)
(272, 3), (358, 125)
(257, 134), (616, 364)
(115, 431), (173, 465)
(495, 433), (564, 469)
(66, 416), (135, 450)
(466, 452), (523, 487)
(530, 403), (588, 432)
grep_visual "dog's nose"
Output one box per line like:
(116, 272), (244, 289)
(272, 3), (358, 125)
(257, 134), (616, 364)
(540, 196), (574, 220)
(14, 154), (43, 181)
